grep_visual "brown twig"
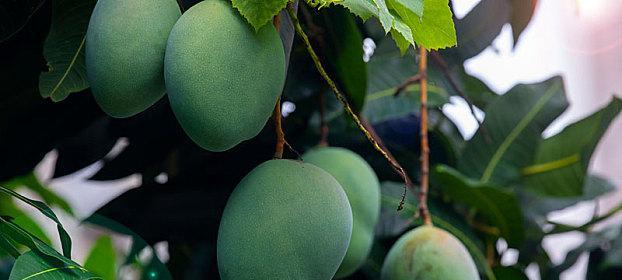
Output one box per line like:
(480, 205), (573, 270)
(418, 47), (432, 226)
(486, 239), (495, 267)
(287, 4), (414, 206)
(273, 98), (285, 159)
(284, 140), (302, 159)
(394, 73), (423, 96)
(429, 51), (491, 143)
(361, 118), (415, 210)
(318, 93), (329, 147)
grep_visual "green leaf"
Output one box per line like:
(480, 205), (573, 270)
(372, 0), (393, 33)
(389, 14), (414, 54)
(84, 214), (173, 279)
(433, 165), (525, 247)
(317, 6), (368, 111)
(9, 250), (100, 280)
(455, 0), (510, 60)
(521, 175), (615, 218)
(522, 98), (622, 196)
(11, 214), (53, 247)
(335, 0), (378, 21)
(0, 234), (20, 258)
(458, 76), (568, 185)
(0, 186), (72, 258)
(379, 182), (496, 280)
(0, 197), (53, 246)
(0, 217), (68, 264)
(84, 236), (116, 280)
(231, 0), (289, 30)
(3, 173), (73, 215)
(387, 0), (456, 50)
(366, 40), (416, 94)
(362, 84), (449, 124)
(39, 0), (96, 101)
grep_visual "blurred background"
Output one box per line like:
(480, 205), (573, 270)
(452, 0), (622, 278)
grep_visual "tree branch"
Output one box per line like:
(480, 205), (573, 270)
(418, 47), (432, 225)
(273, 97), (285, 159)
(394, 73), (423, 96)
(287, 4), (415, 209)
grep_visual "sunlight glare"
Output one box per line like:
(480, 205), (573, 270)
(576, 0), (607, 18)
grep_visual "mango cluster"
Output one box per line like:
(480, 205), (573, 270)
(217, 147), (382, 279)
(86, 0), (285, 151)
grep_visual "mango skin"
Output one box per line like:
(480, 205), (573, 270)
(85, 0), (180, 118)
(217, 160), (353, 280)
(164, 0), (286, 152)
(303, 147), (380, 278)
(381, 225), (480, 280)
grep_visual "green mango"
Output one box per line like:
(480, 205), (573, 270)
(303, 147), (380, 278)
(86, 0), (180, 118)
(381, 225), (480, 280)
(217, 159), (352, 279)
(164, 0), (286, 152)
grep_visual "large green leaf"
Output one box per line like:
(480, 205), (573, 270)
(0, 186), (72, 258)
(521, 98), (622, 196)
(84, 236), (116, 280)
(379, 182), (496, 280)
(0, 196), (53, 246)
(387, 0), (455, 50)
(0, 234), (20, 258)
(362, 84), (449, 124)
(9, 250), (99, 280)
(433, 165), (525, 247)
(317, 6), (368, 111)
(458, 76), (568, 185)
(0, 217), (68, 264)
(521, 175), (614, 218)
(454, 0), (510, 60)
(39, 0), (96, 101)
(231, 0), (289, 30)
(366, 40), (417, 94)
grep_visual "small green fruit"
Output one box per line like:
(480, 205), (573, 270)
(217, 159), (352, 279)
(86, 0), (180, 118)
(164, 0), (286, 152)
(303, 147), (380, 278)
(381, 225), (480, 280)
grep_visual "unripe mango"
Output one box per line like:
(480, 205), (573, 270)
(303, 147), (380, 278)
(381, 225), (480, 280)
(164, 0), (286, 152)
(217, 160), (352, 279)
(85, 0), (180, 118)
